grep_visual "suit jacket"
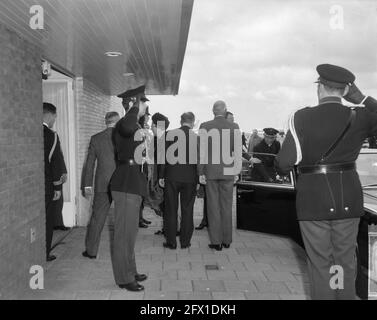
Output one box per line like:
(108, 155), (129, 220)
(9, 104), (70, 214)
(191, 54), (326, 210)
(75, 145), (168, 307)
(276, 96), (377, 221)
(159, 125), (198, 183)
(83, 127), (116, 193)
(197, 116), (242, 180)
(43, 124), (64, 195)
(110, 107), (147, 196)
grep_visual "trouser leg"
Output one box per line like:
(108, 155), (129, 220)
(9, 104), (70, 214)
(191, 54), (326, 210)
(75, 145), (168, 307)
(331, 218), (360, 300)
(179, 182), (197, 246)
(299, 220), (336, 300)
(219, 180), (234, 245)
(52, 191), (64, 227)
(45, 193), (54, 257)
(85, 191), (112, 256)
(111, 191), (142, 285)
(202, 189), (208, 226)
(164, 180), (179, 245)
(206, 180), (221, 245)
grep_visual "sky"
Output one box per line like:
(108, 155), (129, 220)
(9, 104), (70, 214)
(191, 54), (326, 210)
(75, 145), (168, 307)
(148, 0), (377, 132)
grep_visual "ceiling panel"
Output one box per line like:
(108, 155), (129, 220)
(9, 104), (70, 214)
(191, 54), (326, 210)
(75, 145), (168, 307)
(0, 0), (194, 95)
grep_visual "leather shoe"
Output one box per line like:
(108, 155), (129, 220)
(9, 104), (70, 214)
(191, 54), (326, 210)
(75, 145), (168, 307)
(195, 223), (207, 230)
(82, 251), (96, 259)
(139, 222), (148, 228)
(208, 244), (222, 251)
(155, 229), (164, 235)
(142, 218), (151, 225)
(135, 274), (147, 282)
(222, 243), (230, 249)
(118, 281), (144, 291)
(46, 255), (56, 262)
(163, 242), (177, 250)
(181, 244), (191, 249)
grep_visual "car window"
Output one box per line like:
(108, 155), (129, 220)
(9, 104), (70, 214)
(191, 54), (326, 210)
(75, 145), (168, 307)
(240, 152), (293, 186)
(357, 149), (377, 188)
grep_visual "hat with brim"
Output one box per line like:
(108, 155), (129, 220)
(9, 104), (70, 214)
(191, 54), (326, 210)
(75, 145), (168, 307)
(315, 64), (355, 89)
(117, 85), (149, 101)
(263, 128), (279, 137)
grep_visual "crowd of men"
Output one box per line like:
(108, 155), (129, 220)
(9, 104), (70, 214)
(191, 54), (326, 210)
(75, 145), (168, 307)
(42, 63), (377, 299)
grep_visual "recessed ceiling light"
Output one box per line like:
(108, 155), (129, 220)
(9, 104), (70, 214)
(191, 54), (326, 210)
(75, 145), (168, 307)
(123, 73), (135, 77)
(105, 51), (122, 57)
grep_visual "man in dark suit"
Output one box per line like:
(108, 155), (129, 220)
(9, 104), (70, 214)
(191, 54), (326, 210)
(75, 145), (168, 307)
(82, 112), (120, 259)
(43, 103), (65, 262)
(276, 64), (377, 300)
(198, 101), (242, 251)
(159, 112), (198, 249)
(110, 85), (149, 291)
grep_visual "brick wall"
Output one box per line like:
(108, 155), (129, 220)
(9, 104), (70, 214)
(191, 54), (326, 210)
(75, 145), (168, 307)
(75, 78), (114, 226)
(0, 24), (45, 299)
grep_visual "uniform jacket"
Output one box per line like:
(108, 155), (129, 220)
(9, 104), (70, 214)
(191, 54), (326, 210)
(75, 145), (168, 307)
(159, 125), (198, 184)
(276, 96), (377, 221)
(43, 124), (64, 195)
(252, 139), (281, 182)
(110, 107), (147, 196)
(197, 116), (242, 180)
(83, 127), (116, 193)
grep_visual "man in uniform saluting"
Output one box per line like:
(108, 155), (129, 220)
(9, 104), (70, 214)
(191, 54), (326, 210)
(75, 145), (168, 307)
(276, 64), (377, 300)
(110, 85), (149, 291)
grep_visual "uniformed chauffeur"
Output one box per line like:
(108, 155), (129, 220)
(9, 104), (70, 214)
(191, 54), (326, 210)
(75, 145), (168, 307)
(251, 128), (281, 182)
(276, 64), (377, 300)
(110, 85), (149, 291)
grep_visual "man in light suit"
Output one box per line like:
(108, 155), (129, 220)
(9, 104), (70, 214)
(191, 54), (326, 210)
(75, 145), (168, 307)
(82, 112), (120, 259)
(198, 101), (242, 251)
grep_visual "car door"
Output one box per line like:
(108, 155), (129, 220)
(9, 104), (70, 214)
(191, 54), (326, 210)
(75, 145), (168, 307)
(236, 152), (303, 247)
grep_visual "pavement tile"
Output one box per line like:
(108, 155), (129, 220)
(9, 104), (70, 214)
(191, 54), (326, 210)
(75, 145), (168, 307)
(192, 280), (226, 292)
(235, 271), (267, 281)
(151, 254), (177, 262)
(279, 294), (310, 300)
(75, 290), (111, 300)
(263, 271), (298, 282)
(252, 255), (282, 265)
(212, 292), (246, 300)
(163, 261), (191, 271)
(109, 290), (144, 300)
(21, 290), (77, 300)
(225, 254), (255, 263)
(245, 292), (280, 300)
(202, 253), (230, 263)
(242, 262), (274, 272)
(223, 280), (258, 293)
(144, 292), (178, 300)
(161, 280), (193, 292)
(271, 264), (307, 274)
(284, 281), (311, 295)
(178, 254), (203, 262)
(217, 262), (247, 272)
(178, 270), (207, 280)
(253, 281), (290, 294)
(178, 292), (213, 300)
(138, 261), (163, 272)
(147, 270), (178, 280)
(207, 270), (237, 281)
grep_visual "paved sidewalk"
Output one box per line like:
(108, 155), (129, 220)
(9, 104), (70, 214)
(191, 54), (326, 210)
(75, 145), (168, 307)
(22, 198), (310, 300)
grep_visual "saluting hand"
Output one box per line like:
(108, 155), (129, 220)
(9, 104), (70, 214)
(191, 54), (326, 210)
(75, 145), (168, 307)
(159, 179), (165, 188)
(343, 83), (366, 104)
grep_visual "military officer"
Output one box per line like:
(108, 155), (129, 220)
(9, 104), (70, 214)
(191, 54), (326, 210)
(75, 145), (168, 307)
(110, 85), (149, 291)
(276, 64), (377, 300)
(251, 128), (280, 182)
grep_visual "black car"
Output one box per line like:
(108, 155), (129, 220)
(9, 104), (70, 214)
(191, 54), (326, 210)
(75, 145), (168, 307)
(237, 150), (377, 300)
